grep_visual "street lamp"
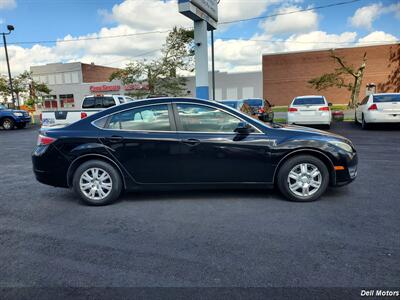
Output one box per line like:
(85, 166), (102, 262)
(2, 25), (17, 109)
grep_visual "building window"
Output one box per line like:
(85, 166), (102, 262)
(226, 87), (238, 99)
(42, 95), (57, 109)
(64, 72), (72, 84)
(39, 75), (48, 84)
(48, 74), (55, 85)
(215, 88), (222, 100)
(55, 73), (63, 85)
(60, 94), (75, 108)
(242, 87), (254, 99)
(71, 72), (79, 83)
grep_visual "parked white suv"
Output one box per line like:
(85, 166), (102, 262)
(355, 93), (400, 129)
(287, 95), (332, 128)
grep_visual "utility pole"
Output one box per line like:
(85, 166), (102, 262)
(211, 29), (216, 101)
(2, 25), (17, 109)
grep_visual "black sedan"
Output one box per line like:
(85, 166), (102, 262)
(32, 98), (358, 206)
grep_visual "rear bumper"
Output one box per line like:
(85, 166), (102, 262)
(365, 111), (400, 123)
(32, 145), (69, 188)
(288, 113), (331, 125)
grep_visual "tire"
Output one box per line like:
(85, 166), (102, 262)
(72, 160), (123, 206)
(277, 155), (329, 202)
(361, 114), (369, 130)
(1, 118), (15, 130)
(354, 112), (359, 124)
(16, 123), (26, 129)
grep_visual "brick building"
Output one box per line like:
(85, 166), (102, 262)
(263, 43), (400, 106)
(30, 62), (120, 109)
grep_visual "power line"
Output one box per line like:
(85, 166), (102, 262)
(6, 0), (366, 46)
(220, 0), (364, 25)
(8, 30), (171, 46)
(216, 37), (400, 45)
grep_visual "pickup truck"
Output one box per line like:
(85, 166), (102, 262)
(0, 104), (31, 130)
(41, 94), (134, 128)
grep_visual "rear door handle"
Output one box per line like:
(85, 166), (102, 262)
(181, 138), (200, 146)
(106, 136), (124, 143)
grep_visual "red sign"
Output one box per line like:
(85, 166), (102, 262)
(90, 85), (121, 92)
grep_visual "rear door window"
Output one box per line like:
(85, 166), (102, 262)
(293, 98), (325, 105)
(82, 97), (95, 109)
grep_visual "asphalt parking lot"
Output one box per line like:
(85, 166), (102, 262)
(0, 122), (399, 297)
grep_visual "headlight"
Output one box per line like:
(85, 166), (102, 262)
(13, 112), (23, 117)
(329, 141), (353, 152)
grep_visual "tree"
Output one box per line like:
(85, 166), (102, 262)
(308, 50), (367, 108)
(110, 27), (194, 97)
(0, 71), (51, 107)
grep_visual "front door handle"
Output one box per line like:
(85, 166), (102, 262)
(181, 138), (200, 147)
(106, 136), (124, 143)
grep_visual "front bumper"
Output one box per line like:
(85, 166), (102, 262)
(334, 152), (358, 186)
(15, 116), (31, 124)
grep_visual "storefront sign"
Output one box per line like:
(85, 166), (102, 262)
(90, 85), (121, 93)
(90, 83), (150, 93)
(178, 0), (218, 30)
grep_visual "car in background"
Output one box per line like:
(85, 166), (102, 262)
(355, 93), (400, 129)
(41, 94), (134, 129)
(32, 97), (357, 206)
(287, 95), (332, 128)
(243, 98), (274, 122)
(0, 104), (31, 130)
(218, 100), (254, 116)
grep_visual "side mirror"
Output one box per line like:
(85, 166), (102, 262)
(234, 122), (254, 134)
(328, 102), (333, 107)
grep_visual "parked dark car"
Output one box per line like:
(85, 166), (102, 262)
(32, 98), (357, 206)
(0, 104), (31, 130)
(243, 98), (274, 122)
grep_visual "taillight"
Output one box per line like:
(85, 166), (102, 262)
(258, 108), (265, 113)
(37, 134), (57, 146)
(319, 106), (330, 111)
(288, 107), (298, 112)
(40, 113), (42, 123)
(81, 112), (88, 119)
(368, 104), (378, 110)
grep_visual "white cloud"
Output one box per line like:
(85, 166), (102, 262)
(349, 2), (400, 30)
(358, 31), (398, 44)
(349, 3), (383, 30)
(261, 5), (319, 34)
(0, 0), (16, 10)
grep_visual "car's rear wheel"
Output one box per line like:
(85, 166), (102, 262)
(72, 160), (123, 206)
(1, 118), (14, 130)
(277, 155), (329, 202)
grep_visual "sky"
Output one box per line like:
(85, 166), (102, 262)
(0, 0), (399, 75)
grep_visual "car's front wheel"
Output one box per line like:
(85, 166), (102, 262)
(1, 118), (14, 130)
(277, 155), (329, 202)
(72, 160), (123, 206)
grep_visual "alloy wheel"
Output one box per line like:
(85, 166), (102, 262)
(287, 163), (322, 197)
(79, 167), (113, 201)
(3, 119), (12, 130)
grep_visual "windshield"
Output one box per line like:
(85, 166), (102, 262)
(0, 104), (6, 110)
(373, 94), (400, 103)
(220, 101), (238, 108)
(244, 99), (263, 107)
(293, 97), (325, 105)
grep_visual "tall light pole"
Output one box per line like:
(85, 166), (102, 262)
(2, 25), (17, 109)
